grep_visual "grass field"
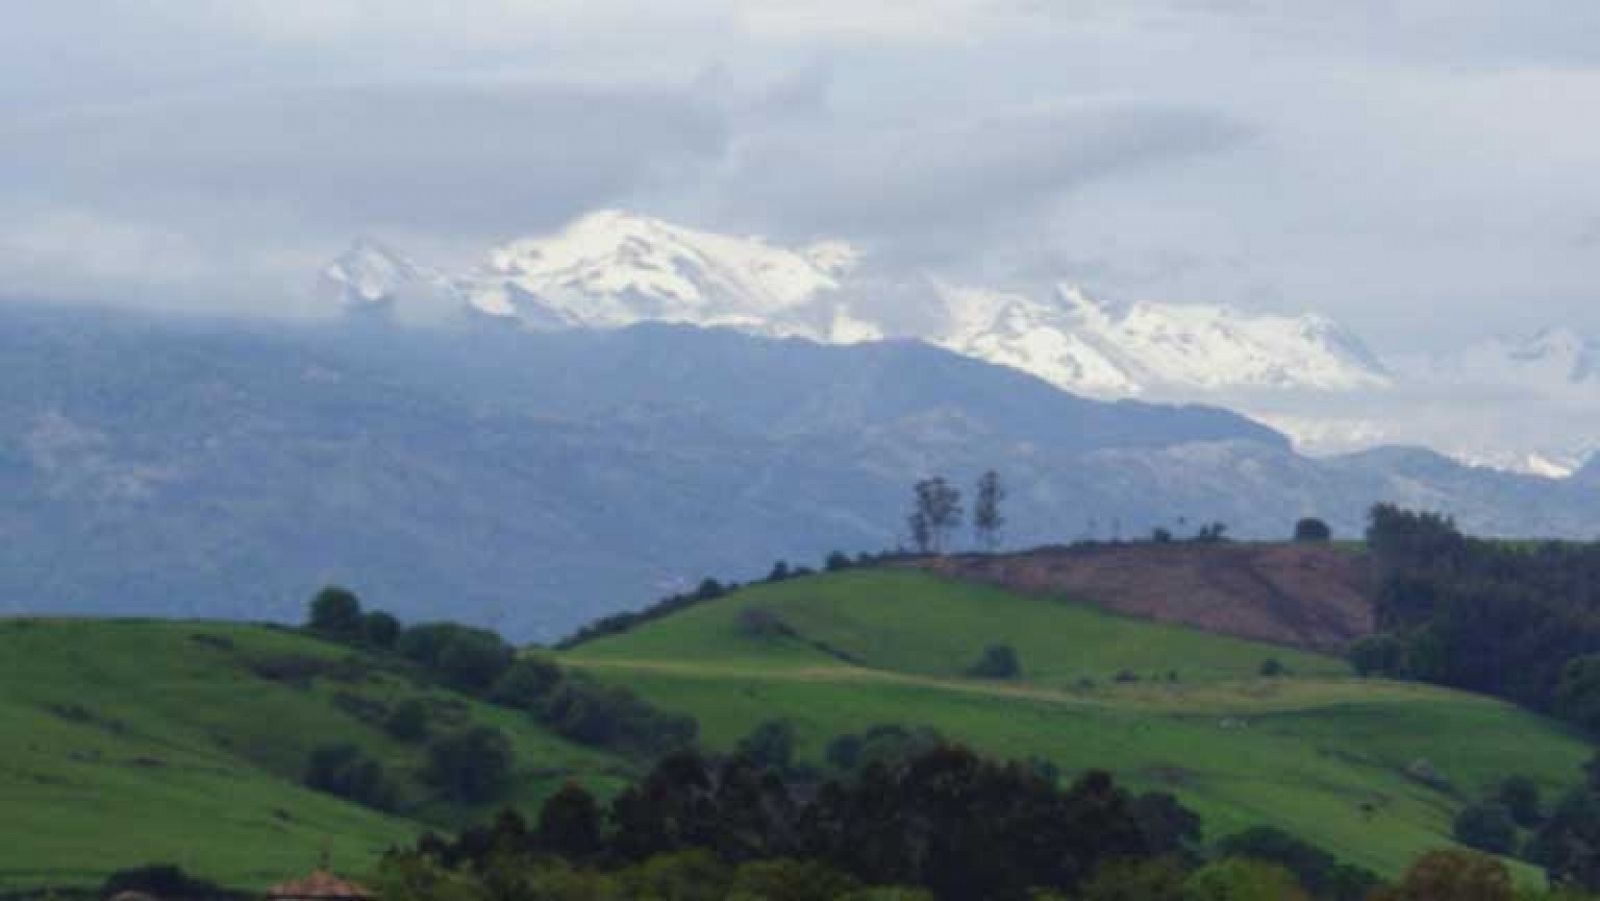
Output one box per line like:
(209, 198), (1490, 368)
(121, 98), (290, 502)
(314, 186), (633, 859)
(0, 618), (628, 891)
(561, 569), (1594, 880)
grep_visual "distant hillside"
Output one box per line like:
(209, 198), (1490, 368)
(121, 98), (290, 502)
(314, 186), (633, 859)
(0, 619), (627, 890)
(2, 302), (1597, 638)
(910, 543), (1374, 651)
(560, 569), (1592, 879)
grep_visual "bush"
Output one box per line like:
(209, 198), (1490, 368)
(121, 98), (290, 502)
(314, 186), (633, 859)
(1217, 826), (1379, 900)
(537, 677), (699, 757)
(425, 726), (514, 805)
(385, 698), (431, 743)
(1348, 633), (1405, 677)
(399, 623), (515, 692)
(1453, 801), (1517, 856)
(362, 610), (401, 649)
(489, 657), (563, 709)
(1294, 518), (1333, 543)
(734, 720), (796, 773)
(825, 551), (853, 572)
(1260, 658), (1287, 678)
(966, 644), (1021, 680)
(1496, 775), (1543, 828)
(101, 865), (233, 901)
(1375, 849), (1513, 901)
(307, 585), (363, 638)
(304, 742), (398, 811)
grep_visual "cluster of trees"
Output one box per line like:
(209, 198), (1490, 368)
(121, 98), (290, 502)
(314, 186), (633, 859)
(382, 741), (1211, 901)
(1346, 506), (1600, 733)
(299, 588), (697, 810)
(906, 470), (1006, 555)
(377, 734), (1600, 901)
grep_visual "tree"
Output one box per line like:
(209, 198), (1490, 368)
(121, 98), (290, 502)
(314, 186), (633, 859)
(1259, 658), (1287, 678)
(425, 726), (513, 805)
(1216, 826), (1378, 900)
(973, 470), (1006, 552)
(489, 657), (562, 709)
(362, 610), (401, 648)
(1192, 522), (1230, 544)
(1557, 654), (1600, 733)
(1495, 775), (1543, 829)
(965, 644), (1021, 680)
(1373, 849), (1513, 901)
(536, 783), (604, 862)
(768, 560), (792, 582)
(304, 742), (397, 811)
(385, 698), (432, 742)
(1182, 859), (1309, 901)
(825, 551), (853, 572)
(307, 585), (363, 638)
(735, 720), (797, 773)
(909, 477), (963, 555)
(1294, 517), (1333, 543)
(1453, 802), (1517, 855)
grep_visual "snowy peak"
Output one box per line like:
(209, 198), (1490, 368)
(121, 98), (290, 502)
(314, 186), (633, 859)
(461, 210), (857, 332)
(930, 282), (1390, 398)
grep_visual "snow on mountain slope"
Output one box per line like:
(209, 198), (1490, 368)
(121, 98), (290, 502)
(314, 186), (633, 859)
(324, 211), (1383, 396)
(454, 210), (873, 341)
(320, 210), (1593, 478)
(930, 282), (1390, 398)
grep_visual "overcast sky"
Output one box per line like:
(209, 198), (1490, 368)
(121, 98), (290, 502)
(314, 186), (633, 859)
(3, 1), (1599, 349)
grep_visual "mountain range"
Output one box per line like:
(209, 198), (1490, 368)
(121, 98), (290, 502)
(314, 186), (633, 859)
(3, 301), (1597, 639)
(323, 210), (1597, 476)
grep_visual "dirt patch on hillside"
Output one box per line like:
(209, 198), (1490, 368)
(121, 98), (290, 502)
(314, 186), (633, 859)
(907, 544), (1376, 652)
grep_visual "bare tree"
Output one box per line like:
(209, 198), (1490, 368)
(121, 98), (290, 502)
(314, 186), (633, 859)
(911, 477), (963, 555)
(973, 470), (1006, 552)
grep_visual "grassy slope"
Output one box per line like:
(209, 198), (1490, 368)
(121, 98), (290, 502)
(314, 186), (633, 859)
(562, 569), (1592, 879)
(0, 618), (628, 891)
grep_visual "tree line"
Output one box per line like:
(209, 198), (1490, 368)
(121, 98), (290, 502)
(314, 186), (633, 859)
(365, 733), (1600, 901)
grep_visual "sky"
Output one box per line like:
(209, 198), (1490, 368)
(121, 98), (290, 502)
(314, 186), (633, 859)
(3, 0), (1600, 350)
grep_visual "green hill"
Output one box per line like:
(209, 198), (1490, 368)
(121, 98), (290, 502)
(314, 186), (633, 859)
(0, 618), (628, 891)
(561, 569), (1593, 879)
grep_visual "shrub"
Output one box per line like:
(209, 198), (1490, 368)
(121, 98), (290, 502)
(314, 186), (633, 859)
(1260, 658), (1287, 678)
(825, 551), (853, 572)
(1453, 801), (1517, 855)
(101, 865), (233, 901)
(424, 726), (513, 805)
(966, 644), (1021, 680)
(362, 610), (401, 649)
(1294, 518), (1333, 543)
(385, 698), (432, 743)
(734, 720), (796, 773)
(304, 742), (398, 811)
(489, 657), (562, 709)
(1495, 775), (1543, 828)
(307, 585), (363, 638)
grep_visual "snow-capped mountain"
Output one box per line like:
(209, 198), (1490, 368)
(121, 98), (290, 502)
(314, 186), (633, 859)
(929, 282), (1390, 398)
(320, 210), (1595, 478)
(324, 210), (1384, 397)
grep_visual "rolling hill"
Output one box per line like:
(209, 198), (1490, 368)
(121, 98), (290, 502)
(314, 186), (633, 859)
(558, 568), (1593, 879)
(0, 618), (629, 891)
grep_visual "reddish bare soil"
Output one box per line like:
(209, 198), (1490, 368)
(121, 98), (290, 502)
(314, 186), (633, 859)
(907, 544), (1376, 652)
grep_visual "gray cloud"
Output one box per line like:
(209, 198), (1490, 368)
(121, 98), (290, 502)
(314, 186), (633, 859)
(2, 1), (1599, 344)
